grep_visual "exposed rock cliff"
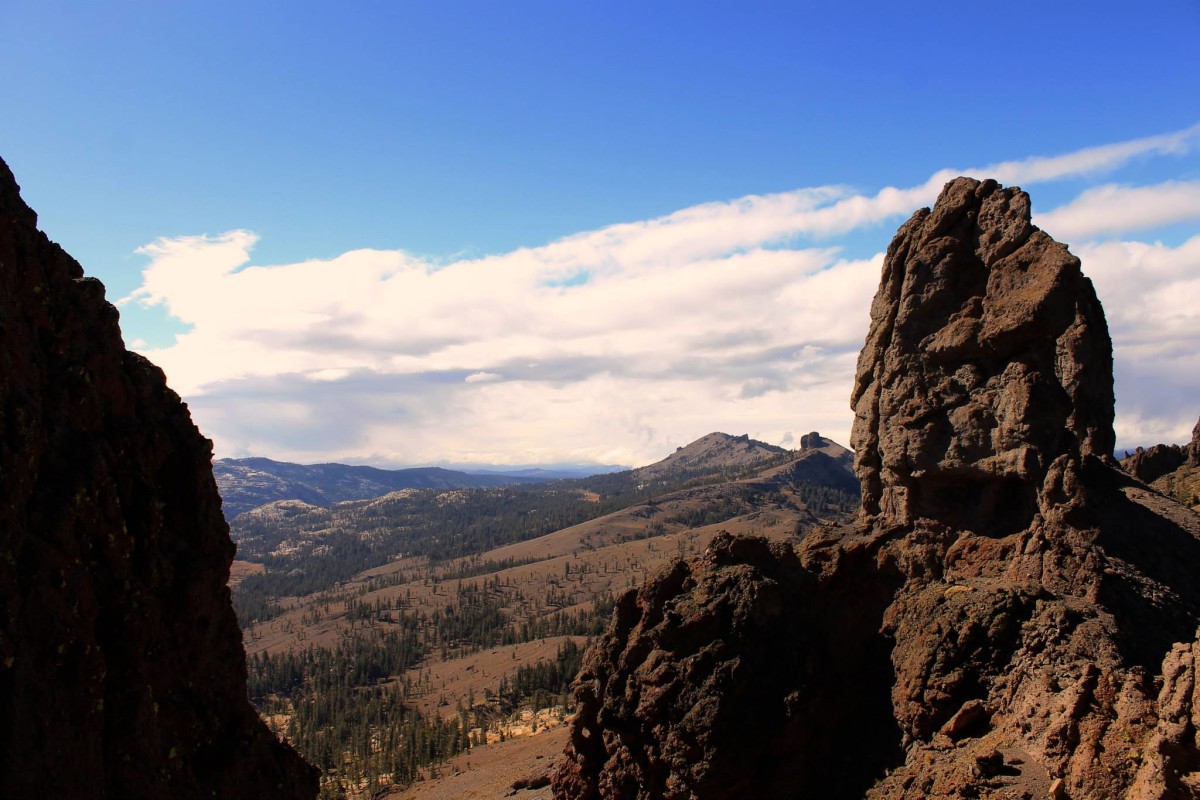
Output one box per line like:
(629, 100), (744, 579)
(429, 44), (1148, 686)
(0, 157), (318, 798)
(553, 178), (1200, 800)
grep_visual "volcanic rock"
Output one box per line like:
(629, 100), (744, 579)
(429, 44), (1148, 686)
(553, 531), (899, 800)
(1122, 416), (1200, 511)
(0, 157), (318, 797)
(1124, 443), (1188, 484)
(850, 176), (1114, 535)
(553, 177), (1200, 800)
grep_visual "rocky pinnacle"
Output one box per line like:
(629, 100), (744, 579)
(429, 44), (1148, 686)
(850, 177), (1114, 533)
(553, 178), (1200, 800)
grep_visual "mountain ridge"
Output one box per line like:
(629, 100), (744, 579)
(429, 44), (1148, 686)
(216, 432), (805, 520)
(214, 457), (553, 519)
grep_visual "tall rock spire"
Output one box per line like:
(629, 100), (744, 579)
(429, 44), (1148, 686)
(850, 177), (1114, 533)
(553, 177), (1200, 800)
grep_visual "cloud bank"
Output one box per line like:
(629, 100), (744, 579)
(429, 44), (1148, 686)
(121, 124), (1200, 466)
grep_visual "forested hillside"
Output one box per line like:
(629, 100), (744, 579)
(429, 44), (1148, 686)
(229, 433), (858, 797)
(215, 457), (555, 519)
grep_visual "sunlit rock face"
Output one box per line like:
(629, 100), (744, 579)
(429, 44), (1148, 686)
(0, 156), (318, 799)
(851, 177), (1114, 535)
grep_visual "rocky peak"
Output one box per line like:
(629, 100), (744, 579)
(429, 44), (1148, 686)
(851, 176), (1114, 534)
(1123, 442), (1187, 484)
(799, 430), (823, 449)
(633, 432), (787, 480)
(0, 157), (317, 797)
(1121, 415), (1200, 511)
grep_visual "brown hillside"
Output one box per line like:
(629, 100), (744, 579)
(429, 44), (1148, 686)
(632, 431), (788, 481)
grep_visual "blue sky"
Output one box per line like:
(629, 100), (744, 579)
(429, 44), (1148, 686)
(2, 2), (1199, 466)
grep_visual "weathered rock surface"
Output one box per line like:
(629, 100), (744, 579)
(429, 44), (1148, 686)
(553, 531), (899, 800)
(0, 157), (318, 797)
(851, 177), (1114, 535)
(1124, 443), (1188, 484)
(1122, 418), (1200, 511)
(552, 178), (1200, 800)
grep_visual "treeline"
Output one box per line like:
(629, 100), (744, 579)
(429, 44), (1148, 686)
(277, 681), (473, 798)
(247, 623), (424, 700)
(793, 482), (859, 514)
(231, 448), (818, 625)
(497, 639), (584, 712)
(247, 579), (617, 797)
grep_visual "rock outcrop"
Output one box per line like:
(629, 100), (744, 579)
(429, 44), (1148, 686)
(1124, 442), (1188, 484)
(1122, 418), (1200, 511)
(553, 532), (899, 800)
(850, 177), (1114, 535)
(553, 178), (1200, 800)
(0, 157), (318, 797)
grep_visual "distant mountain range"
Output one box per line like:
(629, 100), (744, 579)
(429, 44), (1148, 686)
(228, 429), (859, 622)
(214, 457), (555, 519)
(215, 434), (815, 520)
(463, 465), (628, 480)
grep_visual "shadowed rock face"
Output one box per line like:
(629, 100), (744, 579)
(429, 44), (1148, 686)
(0, 158), (318, 798)
(1124, 442), (1188, 484)
(553, 532), (900, 800)
(553, 178), (1200, 800)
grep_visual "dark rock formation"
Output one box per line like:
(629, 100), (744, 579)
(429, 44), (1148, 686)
(798, 430), (824, 450)
(1122, 417), (1200, 511)
(554, 532), (899, 800)
(553, 178), (1200, 800)
(1123, 443), (1188, 484)
(0, 157), (318, 797)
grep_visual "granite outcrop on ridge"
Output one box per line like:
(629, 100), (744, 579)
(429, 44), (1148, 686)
(0, 157), (318, 798)
(552, 177), (1200, 800)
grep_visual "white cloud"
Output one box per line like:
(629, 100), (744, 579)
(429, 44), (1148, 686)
(1076, 234), (1200, 450)
(1036, 180), (1200, 241)
(121, 124), (1200, 466)
(976, 122), (1200, 185)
